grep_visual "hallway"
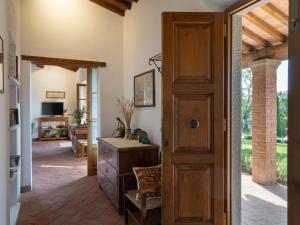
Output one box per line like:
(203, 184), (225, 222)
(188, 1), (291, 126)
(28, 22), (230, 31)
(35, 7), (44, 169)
(17, 141), (123, 225)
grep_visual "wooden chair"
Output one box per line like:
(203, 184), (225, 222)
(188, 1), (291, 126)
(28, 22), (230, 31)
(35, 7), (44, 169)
(123, 174), (161, 225)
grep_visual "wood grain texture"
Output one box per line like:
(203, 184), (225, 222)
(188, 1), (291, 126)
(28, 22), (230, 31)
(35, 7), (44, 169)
(244, 12), (287, 42)
(242, 42), (288, 67)
(162, 12), (225, 225)
(87, 67), (97, 176)
(261, 3), (289, 26)
(288, 0), (300, 223)
(89, 0), (138, 16)
(21, 55), (106, 68)
(97, 138), (159, 215)
(242, 26), (272, 48)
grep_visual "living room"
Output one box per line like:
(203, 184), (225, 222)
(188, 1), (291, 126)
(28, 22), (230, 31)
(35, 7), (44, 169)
(31, 65), (88, 156)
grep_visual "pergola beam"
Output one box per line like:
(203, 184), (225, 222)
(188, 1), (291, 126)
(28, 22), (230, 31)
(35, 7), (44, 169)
(261, 3), (289, 27)
(244, 12), (287, 42)
(242, 42), (288, 68)
(242, 26), (272, 47)
(242, 41), (256, 53)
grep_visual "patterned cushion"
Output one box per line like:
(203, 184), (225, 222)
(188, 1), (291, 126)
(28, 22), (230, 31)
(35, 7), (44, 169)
(133, 165), (161, 200)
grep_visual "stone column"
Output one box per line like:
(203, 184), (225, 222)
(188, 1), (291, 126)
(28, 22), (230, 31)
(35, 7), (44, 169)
(249, 59), (281, 185)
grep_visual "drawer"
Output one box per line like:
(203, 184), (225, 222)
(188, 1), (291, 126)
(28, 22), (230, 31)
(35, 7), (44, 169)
(100, 142), (118, 168)
(99, 161), (117, 185)
(101, 178), (118, 207)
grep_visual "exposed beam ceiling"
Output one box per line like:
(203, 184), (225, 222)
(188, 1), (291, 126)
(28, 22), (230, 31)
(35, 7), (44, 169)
(261, 3), (289, 26)
(22, 55), (106, 72)
(242, 26), (272, 48)
(89, 0), (138, 16)
(242, 42), (288, 67)
(241, 0), (288, 57)
(242, 41), (255, 53)
(244, 12), (287, 43)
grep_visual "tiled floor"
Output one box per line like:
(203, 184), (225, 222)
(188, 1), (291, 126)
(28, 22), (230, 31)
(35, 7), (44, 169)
(17, 141), (123, 225)
(242, 173), (287, 225)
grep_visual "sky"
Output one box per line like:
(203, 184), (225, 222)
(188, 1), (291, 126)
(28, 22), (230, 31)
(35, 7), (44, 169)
(277, 60), (288, 92)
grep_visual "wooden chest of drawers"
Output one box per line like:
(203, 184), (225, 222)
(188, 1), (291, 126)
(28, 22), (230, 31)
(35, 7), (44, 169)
(97, 138), (159, 214)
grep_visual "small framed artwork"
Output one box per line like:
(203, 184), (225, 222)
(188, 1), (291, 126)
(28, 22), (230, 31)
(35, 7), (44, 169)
(46, 91), (66, 99)
(0, 36), (4, 94)
(134, 69), (155, 107)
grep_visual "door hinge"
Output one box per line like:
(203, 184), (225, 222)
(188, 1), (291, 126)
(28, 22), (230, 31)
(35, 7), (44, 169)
(224, 24), (227, 37)
(224, 119), (227, 132)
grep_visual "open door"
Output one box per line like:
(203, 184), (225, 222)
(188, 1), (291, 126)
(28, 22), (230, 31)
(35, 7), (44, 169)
(87, 67), (98, 176)
(162, 13), (225, 225)
(288, 0), (300, 224)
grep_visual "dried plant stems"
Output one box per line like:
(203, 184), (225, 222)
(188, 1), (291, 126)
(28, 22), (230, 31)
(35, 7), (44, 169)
(116, 97), (135, 129)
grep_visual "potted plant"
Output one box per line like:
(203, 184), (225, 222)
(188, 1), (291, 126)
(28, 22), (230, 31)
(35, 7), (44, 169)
(73, 106), (86, 127)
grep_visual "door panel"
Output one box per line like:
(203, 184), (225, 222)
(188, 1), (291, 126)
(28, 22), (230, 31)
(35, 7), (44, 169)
(175, 24), (212, 79)
(175, 95), (213, 152)
(162, 12), (225, 225)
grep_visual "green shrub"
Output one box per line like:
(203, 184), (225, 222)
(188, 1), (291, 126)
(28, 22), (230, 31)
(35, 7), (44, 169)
(277, 152), (287, 184)
(241, 148), (252, 173)
(241, 139), (287, 185)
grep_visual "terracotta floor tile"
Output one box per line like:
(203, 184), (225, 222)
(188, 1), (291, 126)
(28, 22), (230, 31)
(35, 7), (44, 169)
(17, 141), (122, 225)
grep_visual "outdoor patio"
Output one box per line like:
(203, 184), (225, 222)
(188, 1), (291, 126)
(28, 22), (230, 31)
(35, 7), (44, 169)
(242, 173), (287, 225)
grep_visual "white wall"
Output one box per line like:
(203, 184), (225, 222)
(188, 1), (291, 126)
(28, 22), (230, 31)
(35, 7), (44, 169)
(0, 0), (9, 223)
(31, 66), (78, 138)
(20, 0), (124, 137)
(123, 0), (230, 145)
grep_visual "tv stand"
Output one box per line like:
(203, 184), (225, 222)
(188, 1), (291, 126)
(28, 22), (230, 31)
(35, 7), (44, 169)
(38, 117), (69, 141)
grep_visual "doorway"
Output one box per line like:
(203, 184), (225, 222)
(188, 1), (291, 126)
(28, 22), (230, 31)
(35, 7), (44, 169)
(20, 56), (105, 192)
(228, 0), (289, 224)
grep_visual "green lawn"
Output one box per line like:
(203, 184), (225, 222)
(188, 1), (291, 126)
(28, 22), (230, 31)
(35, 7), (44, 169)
(241, 139), (287, 184)
(242, 139), (287, 154)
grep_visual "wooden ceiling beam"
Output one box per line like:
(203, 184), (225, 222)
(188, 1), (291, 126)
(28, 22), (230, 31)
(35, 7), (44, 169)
(242, 42), (288, 67)
(35, 64), (45, 69)
(89, 0), (125, 16)
(114, 0), (131, 9)
(244, 12), (287, 42)
(242, 26), (272, 47)
(242, 41), (256, 53)
(261, 3), (289, 27)
(22, 55), (106, 68)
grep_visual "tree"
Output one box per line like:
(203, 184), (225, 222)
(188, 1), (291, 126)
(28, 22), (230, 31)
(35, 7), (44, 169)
(277, 91), (288, 138)
(241, 68), (252, 135)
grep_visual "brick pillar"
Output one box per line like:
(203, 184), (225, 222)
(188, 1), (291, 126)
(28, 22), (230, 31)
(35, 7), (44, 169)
(249, 59), (281, 185)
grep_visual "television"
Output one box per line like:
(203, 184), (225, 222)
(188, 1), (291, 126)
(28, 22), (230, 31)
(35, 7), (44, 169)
(41, 102), (64, 116)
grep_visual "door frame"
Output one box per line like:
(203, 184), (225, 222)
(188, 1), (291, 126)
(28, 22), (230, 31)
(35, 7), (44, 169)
(224, 2), (261, 224)
(224, 0), (293, 225)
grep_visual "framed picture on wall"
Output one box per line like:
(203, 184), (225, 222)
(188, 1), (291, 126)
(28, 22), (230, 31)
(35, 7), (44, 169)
(0, 36), (4, 94)
(134, 69), (155, 107)
(46, 91), (66, 99)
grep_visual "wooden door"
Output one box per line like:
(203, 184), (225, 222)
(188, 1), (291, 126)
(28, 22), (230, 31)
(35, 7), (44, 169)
(162, 13), (225, 225)
(87, 67), (98, 176)
(288, 0), (300, 224)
